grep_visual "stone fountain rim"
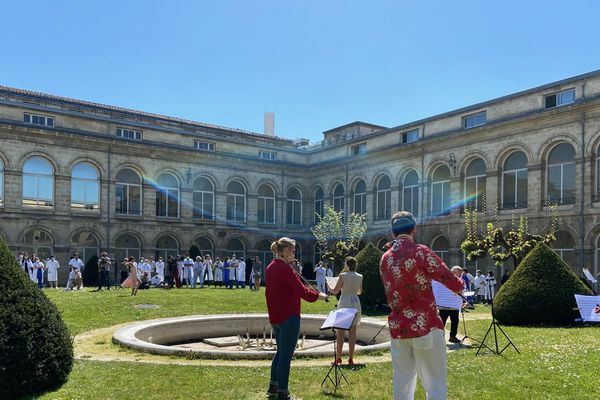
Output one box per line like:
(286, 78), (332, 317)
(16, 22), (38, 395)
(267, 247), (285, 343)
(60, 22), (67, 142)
(113, 313), (390, 360)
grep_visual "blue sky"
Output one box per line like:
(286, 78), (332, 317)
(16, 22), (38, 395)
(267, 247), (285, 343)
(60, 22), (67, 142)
(2, 1), (600, 142)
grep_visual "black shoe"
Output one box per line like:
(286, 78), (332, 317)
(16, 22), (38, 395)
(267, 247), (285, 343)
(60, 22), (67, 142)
(266, 384), (278, 397)
(276, 392), (296, 400)
(448, 336), (461, 343)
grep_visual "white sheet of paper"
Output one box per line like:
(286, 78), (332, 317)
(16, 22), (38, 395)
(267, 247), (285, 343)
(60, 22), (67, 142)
(326, 277), (338, 290)
(320, 308), (358, 330)
(432, 280), (463, 310)
(575, 294), (600, 322)
(463, 291), (475, 297)
(583, 268), (598, 284)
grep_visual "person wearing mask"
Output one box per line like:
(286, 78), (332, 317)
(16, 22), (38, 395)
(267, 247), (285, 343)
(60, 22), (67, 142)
(46, 255), (60, 289)
(265, 237), (328, 400)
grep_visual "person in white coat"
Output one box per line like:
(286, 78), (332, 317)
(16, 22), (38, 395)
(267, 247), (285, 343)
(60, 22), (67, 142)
(314, 261), (327, 293)
(155, 257), (165, 281)
(202, 254), (214, 288)
(484, 271), (497, 304)
(68, 254), (84, 289)
(182, 254), (195, 288)
(46, 255), (60, 288)
(473, 270), (486, 303)
(214, 257), (224, 287)
(237, 257), (246, 288)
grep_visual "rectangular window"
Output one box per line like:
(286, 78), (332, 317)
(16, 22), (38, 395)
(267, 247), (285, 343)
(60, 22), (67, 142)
(401, 129), (419, 144)
(258, 150), (277, 160)
(194, 141), (215, 151)
(545, 88), (575, 109)
(463, 111), (486, 129)
(350, 143), (367, 155)
(24, 113), (54, 127)
(117, 128), (142, 140)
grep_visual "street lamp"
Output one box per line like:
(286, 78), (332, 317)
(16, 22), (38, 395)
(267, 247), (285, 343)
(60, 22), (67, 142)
(186, 167), (193, 183)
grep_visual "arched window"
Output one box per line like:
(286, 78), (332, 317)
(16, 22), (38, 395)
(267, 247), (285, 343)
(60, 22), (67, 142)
(114, 234), (141, 266)
(71, 162), (99, 210)
(333, 184), (345, 213)
(257, 184), (275, 224)
(70, 231), (99, 269)
(23, 157), (54, 208)
(0, 159), (4, 207)
(22, 229), (53, 260)
(257, 239), (274, 266)
(376, 175), (391, 221)
(115, 168), (142, 215)
(353, 179), (367, 215)
(464, 158), (486, 212)
(286, 188), (302, 226)
(314, 187), (324, 223)
(431, 165), (451, 215)
(227, 180), (246, 222)
(401, 170), (419, 217)
(155, 173), (179, 217)
(155, 235), (179, 262)
(552, 230), (576, 271)
(502, 151), (528, 209)
(431, 236), (450, 264)
(547, 143), (576, 205)
(192, 177), (214, 219)
(226, 238), (245, 260)
(191, 237), (213, 259)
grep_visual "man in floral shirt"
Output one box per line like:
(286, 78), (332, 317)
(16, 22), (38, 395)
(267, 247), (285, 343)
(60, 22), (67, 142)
(380, 211), (464, 400)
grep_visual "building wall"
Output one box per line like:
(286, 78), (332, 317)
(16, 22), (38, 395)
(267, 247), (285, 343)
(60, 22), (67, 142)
(3, 72), (600, 284)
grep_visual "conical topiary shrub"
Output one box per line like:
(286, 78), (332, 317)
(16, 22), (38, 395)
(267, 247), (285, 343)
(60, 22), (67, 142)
(0, 238), (73, 398)
(493, 243), (592, 326)
(356, 243), (384, 308)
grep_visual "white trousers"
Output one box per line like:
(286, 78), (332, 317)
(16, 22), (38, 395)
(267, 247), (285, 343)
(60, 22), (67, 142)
(391, 328), (447, 400)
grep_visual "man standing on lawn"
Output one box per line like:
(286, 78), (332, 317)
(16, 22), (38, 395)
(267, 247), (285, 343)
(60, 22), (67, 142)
(380, 211), (464, 400)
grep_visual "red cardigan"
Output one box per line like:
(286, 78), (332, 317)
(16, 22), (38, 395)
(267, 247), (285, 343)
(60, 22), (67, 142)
(265, 258), (319, 324)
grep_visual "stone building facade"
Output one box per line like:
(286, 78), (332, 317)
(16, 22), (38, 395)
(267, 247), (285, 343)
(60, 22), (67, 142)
(2, 69), (600, 284)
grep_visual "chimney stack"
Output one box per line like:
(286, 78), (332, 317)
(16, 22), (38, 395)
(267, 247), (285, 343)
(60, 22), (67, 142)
(264, 112), (274, 136)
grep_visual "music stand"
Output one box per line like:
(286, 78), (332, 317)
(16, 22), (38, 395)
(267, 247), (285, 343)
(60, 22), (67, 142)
(476, 279), (519, 356)
(320, 308), (358, 394)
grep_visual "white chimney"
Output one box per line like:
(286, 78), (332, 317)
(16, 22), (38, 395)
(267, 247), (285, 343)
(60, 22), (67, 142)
(264, 112), (274, 136)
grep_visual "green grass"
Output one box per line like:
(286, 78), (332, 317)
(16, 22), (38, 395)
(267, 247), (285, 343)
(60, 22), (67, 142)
(37, 288), (600, 400)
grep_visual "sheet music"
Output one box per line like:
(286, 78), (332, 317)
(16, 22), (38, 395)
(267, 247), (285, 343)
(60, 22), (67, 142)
(574, 294), (600, 322)
(583, 268), (598, 284)
(432, 280), (463, 310)
(326, 277), (338, 290)
(320, 308), (358, 330)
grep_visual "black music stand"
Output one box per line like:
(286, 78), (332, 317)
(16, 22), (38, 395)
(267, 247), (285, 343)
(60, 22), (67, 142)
(320, 308), (358, 394)
(476, 279), (519, 356)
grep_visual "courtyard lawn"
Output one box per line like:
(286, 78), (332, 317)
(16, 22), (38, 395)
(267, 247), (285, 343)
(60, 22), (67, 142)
(38, 288), (600, 400)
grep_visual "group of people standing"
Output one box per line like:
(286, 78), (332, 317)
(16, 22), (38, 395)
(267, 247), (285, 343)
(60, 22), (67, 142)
(16, 251), (86, 290)
(118, 253), (267, 295)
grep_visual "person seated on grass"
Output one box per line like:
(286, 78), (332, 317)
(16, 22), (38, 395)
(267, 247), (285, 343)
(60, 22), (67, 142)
(65, 268), (82, 291)
(139, 272), (150, 290)
(150, 273), (164, 288)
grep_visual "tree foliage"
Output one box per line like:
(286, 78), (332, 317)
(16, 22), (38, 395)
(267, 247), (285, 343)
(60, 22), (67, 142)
(494, 243), (592, 326)
(0, 237), (73, 398)
(355, 243), (385, 308)
(461, 206), (557, 268)
(311, 205), (367, 271)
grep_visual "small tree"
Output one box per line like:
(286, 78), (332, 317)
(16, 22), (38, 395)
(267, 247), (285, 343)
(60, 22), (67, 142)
(0, 237), (73, 398)
(311, 205), (367, 271)
(461, 206), (557, 268)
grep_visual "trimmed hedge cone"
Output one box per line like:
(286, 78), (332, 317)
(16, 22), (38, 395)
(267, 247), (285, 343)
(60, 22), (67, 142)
(493, 243), (592, 326)
(356, 243), (385, 308)
(0, 238), (73, 398)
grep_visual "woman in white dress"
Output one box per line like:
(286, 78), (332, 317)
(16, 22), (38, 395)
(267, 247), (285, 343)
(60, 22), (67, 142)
(329, 256), (363, 365)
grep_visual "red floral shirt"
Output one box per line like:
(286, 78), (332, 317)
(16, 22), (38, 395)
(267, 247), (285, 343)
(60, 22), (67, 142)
(379, 234), (464, 339)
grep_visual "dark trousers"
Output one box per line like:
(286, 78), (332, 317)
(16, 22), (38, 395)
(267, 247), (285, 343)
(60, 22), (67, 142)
(97, 270), (111, 289)
(439, 309), (459, 338)
(270, 315), (300, 393)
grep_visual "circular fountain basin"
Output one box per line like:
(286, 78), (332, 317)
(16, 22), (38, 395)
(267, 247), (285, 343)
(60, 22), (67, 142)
(113, 313), (390, 359)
